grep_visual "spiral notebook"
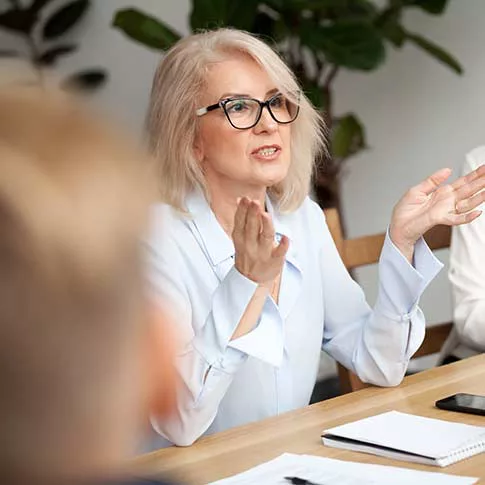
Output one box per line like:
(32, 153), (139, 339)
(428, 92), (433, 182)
(322, 410), (485, 467)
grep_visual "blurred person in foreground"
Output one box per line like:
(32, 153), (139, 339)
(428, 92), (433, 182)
(441, 147), (485, 363)
(145, 28), (485, 448)
(0, 88), (178, 485)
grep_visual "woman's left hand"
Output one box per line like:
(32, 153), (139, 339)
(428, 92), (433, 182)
(390, 165), (485, 262)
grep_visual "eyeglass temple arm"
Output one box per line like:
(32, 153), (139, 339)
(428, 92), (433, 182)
(196, 103), (220, 117)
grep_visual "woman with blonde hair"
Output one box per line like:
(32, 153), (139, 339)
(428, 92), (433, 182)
(146, 28), (485, 447)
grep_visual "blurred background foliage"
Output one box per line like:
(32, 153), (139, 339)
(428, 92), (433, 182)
(112, 0), (463, 209)
(0, 0), (107, 91)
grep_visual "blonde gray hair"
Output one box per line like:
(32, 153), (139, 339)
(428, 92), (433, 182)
(0, 87), (155, 482)
(147, 28), (326, 212)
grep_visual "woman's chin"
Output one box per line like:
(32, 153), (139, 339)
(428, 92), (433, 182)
(256, 165), (289, 187)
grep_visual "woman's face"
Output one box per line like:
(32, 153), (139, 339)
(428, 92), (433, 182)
(194, 55), (292, 195)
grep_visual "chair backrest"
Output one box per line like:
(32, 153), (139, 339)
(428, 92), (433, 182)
(324, 208), (453, 394)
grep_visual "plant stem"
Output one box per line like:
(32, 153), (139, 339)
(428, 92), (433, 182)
(321, 65), (339, 127)
(323, 65), (339, 90)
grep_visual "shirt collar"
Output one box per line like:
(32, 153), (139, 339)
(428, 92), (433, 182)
(185, 189), (295, 267)
(185, 188), (233, 266)
(267, 196), (300, 272)
(265, 194), (293, 244)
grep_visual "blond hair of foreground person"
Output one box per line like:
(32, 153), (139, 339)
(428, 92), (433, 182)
(0, 88), (178, 485)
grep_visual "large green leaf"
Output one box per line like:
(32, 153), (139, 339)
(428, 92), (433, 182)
(29, 0), (57, 14)
(227, 0), (261, 30)
(302, 20), (385, 71)
(268, 0), (376, 14)
(331, 113), (366, 159)
(190, 0), (260, 31)
(190, 0), (227, 29)
(0, 8), (36, 34)
(266, 0), (340, 8)
(42, 0), (90, 39)
(252, 11), (277, 39)
(380, 20), (406, 47)
(375, 6), (406, 47)
(302, 79), (329, 110)
(406, 32), (463, 74)
(328, 0), (378, 20)
(0, 0), (57, 35)
(61, 69), (107, 91)
(113, 9), (181, 50)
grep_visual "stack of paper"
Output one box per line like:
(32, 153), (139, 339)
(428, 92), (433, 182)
(209, 453), (477, 485)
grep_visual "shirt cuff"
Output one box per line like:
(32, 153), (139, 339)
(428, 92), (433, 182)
(192, 266), (258, 366)
(228, 295), (284, 367)
(376, 230), (443, 317)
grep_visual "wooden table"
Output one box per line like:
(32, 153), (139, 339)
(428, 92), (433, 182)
(137, 355), (485, 484)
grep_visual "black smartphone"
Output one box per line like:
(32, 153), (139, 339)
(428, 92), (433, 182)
(435, 393), (485, 416)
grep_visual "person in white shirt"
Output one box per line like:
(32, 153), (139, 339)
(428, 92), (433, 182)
(441, 147), (485, 362)
(145, 28), (485, 447)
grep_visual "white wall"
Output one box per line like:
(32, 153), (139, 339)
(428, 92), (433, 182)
(2, 0), (483, 377)
(57, 0), (192, 132)
(335, 1), (485, 337)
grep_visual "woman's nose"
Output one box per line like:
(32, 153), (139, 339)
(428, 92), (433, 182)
(253, 106), (278, 133)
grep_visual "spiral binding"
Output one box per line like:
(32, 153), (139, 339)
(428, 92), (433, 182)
(439, 433), (485, 467)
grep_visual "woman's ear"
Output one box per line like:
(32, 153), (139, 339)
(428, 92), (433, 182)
(193, 135), (204, 163)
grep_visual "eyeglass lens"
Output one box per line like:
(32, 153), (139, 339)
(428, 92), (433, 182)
(223, 94), (299, 129)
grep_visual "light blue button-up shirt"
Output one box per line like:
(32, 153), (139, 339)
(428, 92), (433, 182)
(146, 191), (442, 447)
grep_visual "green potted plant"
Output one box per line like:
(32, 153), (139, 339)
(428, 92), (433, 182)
(112, 0), (461, 210)
(0, 0), (107, 91)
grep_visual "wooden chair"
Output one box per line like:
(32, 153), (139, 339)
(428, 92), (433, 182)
(324, 208), (453, 394)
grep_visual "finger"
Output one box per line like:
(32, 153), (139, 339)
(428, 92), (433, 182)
(454, 172), (485, 200)
(259, 212), (275, 243)
(233, 197), (249, 239)
(452, 163), (485, 191)
(245, 201), (262, 243)
(450, 210), (482, 226)
(259, 212), (275, 258)
(456, 190), (485, 214)
(465, 210), (483, 224)
(271, 234), (289, 260)
(415, 168), (452, 195)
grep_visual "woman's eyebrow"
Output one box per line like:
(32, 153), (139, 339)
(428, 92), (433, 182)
(219, 92), (250, 99)
(218, 88), (279, 100)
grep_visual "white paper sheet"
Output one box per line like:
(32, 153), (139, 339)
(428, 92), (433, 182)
(208, 453), (478, 485)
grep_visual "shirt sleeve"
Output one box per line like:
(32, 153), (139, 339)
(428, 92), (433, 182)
(145, 215), (284, 446)
(319, 207), (442, 387)
(449, 151), (485, 351)
(376, 230), (443, 317)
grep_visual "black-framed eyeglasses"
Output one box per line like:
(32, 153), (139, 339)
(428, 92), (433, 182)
(195, 92), (300, 130)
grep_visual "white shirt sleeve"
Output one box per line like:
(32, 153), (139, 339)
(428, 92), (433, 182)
(146, 218), (285, 446)
(319, 209), (443, 387)
(449, 149), (485, 351)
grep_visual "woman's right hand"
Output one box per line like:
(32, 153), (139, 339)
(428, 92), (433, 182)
(232, 197), (289, 285)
